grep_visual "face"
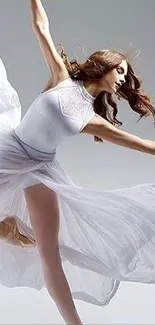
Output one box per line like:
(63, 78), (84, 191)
(101, 59), (128, 94)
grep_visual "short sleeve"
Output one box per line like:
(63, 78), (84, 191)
(80, 109), (95, 132)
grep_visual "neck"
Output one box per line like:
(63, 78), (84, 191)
(83, 80), (101, 97)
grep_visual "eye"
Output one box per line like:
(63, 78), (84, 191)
(116, 66), (125, 74)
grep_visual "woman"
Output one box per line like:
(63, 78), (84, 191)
(0, 0), (155, 324)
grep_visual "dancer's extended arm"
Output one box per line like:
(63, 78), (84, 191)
(82, 114), (155, 155)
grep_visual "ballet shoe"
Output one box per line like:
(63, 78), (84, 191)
(0, 216), (36, 247)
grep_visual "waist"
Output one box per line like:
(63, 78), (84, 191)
(13, 131), (56, 162)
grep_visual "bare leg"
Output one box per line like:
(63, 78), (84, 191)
(42, 247), (82, 325)
(24, 183), (83, 325)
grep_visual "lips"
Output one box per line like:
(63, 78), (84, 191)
(115, 82), (121, 89)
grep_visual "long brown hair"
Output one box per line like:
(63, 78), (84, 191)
(59, 47), (155, 142)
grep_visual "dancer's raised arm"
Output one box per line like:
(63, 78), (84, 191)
(29, 0), (69, 82)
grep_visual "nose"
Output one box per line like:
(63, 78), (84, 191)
(120, 76), (126, 85)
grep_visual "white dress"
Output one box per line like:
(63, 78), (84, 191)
(0, 57), (155, 307)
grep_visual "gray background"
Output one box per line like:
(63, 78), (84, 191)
(0, 0), (155, 324)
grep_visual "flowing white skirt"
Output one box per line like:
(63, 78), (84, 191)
(0, 57), (155, 307)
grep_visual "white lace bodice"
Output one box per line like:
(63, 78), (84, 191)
(14, 78), (95, 153)
(58, 79), (94, 120)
